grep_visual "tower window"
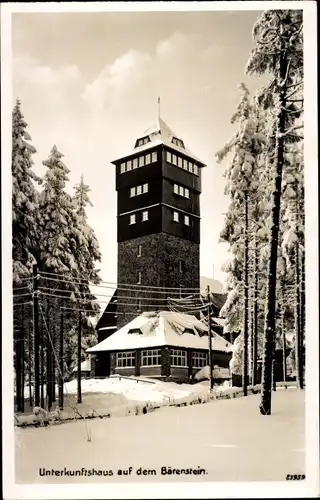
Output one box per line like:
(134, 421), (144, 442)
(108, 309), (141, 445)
(194, 165), (199, 175)
(142, 210), (149, 222)
(184, 215), (190, 226)
(183, 159), (188, 170)
(173, 211), (179, 223)
(127, 160), (132, 171)
(139, 156), (145, 167)
(130, 214), (136, 225)
(145, 153), (151, 165)
(166, 151), (172, 163)
(151, 152), (157, 163)
(173, 183), (190, 198)
(133, 158), (138, 169)
(130, 183), (148, 197)
(137, 271), (142, 284)
(172, 154), (177, 166)
(178, 157), (183, 168)
(120, 163), (126, 174)
(188, 162), (193, 173)
(137, 245), (142, 257)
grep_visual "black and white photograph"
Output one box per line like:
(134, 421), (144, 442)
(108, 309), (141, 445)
(1, 1), (319, 498)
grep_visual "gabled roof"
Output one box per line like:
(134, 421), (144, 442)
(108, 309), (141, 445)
(87, 311), (233, 353)
(112, 116), (206, 166)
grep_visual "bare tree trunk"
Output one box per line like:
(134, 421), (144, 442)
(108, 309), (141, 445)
(46, 297), (52, 411)
(28, 319), (33, 407)
(58, 310), (64, 409)
(243, 192), (249, 396)
(295, 242), (303, 389)
(77, 311), (82, 404)
(259, 74), (286, 415)
(252, 235), (259, 385)
(299, 246), (305, 385)
(280, 279), (287, 382)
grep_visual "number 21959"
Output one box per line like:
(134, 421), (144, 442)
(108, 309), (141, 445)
(286, 474), (305, 480)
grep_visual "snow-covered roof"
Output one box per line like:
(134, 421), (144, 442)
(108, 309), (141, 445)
(87, 311), (233, 353)
(112, 116), (206, 166)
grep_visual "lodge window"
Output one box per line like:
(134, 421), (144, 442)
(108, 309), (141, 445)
(171, 349), (187, 367)
(173, 211), (179, 223)
(184, 215), (190, 226)
(192, 351), (208, 368)
(174, 184), (179, 194)
(137, 185), (142, 196)
(142, 210), (148, 222)
(116, 351), (135, 368)
(143, 183), (148, 194)
(141, 349), (161, 366)
(130, 214), (136, 225)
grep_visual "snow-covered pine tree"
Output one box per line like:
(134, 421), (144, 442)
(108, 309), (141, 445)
(280, 144), (304, 388)
(246, 9), (303, 414)
(12, 98), (41, 410)
(216, 83), (266, 394)
(39, 145), (80, 405)
(12, 98), (40, 281)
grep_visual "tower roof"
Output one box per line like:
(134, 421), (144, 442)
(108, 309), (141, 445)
(112, 115), (206, 166)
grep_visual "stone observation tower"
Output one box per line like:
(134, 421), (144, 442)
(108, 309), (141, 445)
(112, 111), (206, 328)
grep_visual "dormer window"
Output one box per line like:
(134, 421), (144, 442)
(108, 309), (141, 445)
(135, 136), (150, 148)
(172, 137), (185, 149)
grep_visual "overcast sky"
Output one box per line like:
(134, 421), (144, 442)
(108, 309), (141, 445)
(12, 9), (266, 285)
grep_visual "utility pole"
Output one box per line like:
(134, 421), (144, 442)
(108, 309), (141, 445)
(207, 285), (214, 391)
(32, 263), (40, 407)
(59, 310), (64, 409)
(77, 311), (82, 404)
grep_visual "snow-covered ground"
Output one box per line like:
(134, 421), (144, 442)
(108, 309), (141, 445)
(20, 375), (297, 415)
(15, 389), (305, 483)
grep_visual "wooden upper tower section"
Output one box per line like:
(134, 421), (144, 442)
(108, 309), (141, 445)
(112, 114), (206, 245)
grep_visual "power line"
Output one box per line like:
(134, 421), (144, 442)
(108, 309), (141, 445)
(39, 285), (201, 302)
(38, 270), (201, 292)
(13, 292), (32, 298)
